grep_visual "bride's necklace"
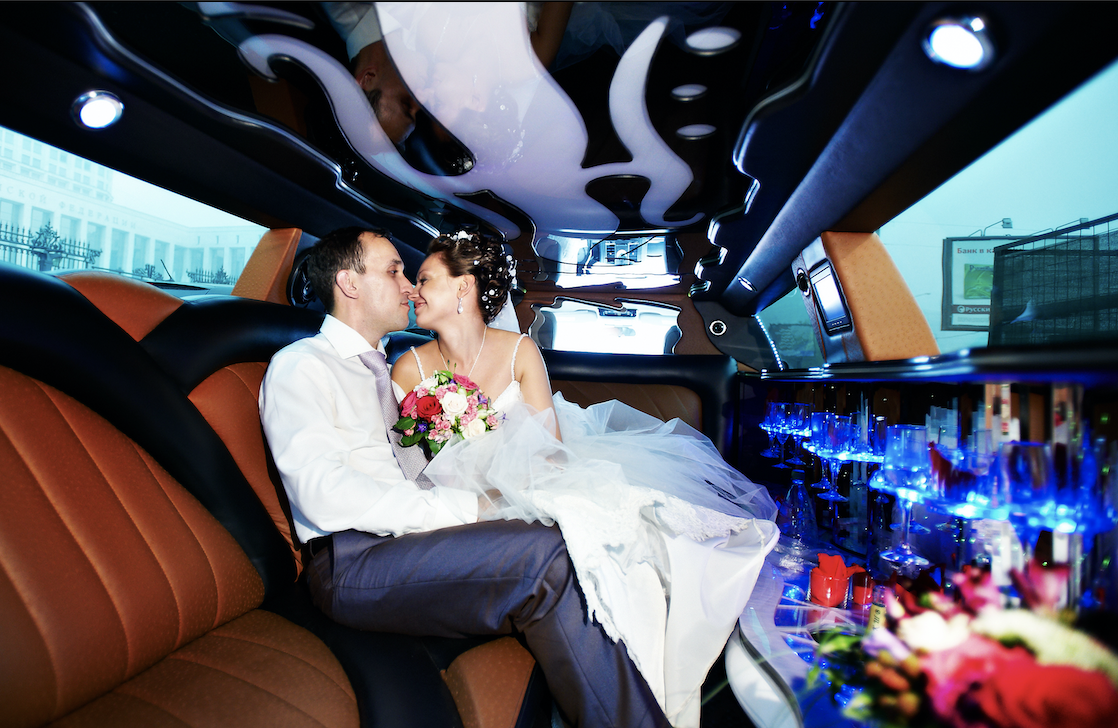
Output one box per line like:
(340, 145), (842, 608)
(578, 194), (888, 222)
(439, 326), (487, 378)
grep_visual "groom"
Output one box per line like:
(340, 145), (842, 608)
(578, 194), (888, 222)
(260, 227), (669, 728)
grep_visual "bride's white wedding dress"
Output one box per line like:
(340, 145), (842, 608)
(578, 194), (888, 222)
(409, 336), (779, 728)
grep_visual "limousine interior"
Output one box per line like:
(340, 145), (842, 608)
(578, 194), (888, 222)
(2, 2), (1117, 727)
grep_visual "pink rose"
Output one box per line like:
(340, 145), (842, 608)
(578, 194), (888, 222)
(487, 415), (501, 430)
(400, 390), (419, 417)
(454, 373), (479, 390)
(919, 634), (1031, 723)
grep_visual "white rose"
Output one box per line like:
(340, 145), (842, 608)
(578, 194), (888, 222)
(896, 611), (971, 652)
(440, 391), (468, 417)
(463, 417), (488, 439)
(420, 376), (438, 390)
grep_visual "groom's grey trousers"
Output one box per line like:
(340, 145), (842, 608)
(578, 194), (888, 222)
(307, 520), (670, 728)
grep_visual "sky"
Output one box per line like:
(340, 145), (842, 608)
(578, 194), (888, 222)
(757, 56), (1118, 358)
(112, 173), (257, 228)
(874, 58), (1118, 351)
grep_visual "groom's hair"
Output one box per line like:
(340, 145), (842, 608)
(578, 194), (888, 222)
(308, 226), (393, 313)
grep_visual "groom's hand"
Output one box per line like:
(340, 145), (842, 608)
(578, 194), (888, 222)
(477, 488), (503, 520)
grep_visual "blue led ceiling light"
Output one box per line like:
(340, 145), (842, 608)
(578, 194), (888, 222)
(923, 16), (994, 70)
(73, 91), (124, 129)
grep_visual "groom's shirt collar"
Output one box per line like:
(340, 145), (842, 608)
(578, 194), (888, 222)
(320, 314), (387, 359)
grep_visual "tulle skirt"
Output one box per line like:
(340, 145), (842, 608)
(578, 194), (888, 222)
(424, 394), (779, 727)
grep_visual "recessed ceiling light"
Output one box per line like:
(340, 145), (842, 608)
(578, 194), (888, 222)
(671, 84), (707, 101)
(923, 16), (994, 70)
(676, 124), (716, 140)
(685, 27), (740, 54)
(73, 91), (124, 129)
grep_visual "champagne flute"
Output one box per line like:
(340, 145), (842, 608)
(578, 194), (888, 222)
(761, 402), (784, 458)
(817, 416), (851, 503)
(786, 403), (812, 467)
(996, 441), (1055, 563)
(878, 424), (931, 573)
(773, 404), (793, 469)
(808, 412), (833, 489)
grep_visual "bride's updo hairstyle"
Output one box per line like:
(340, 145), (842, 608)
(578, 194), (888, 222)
(428, 230), (515, 324)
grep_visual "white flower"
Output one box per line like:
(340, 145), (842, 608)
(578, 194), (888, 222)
(440, 391), (468, 417)
(897, 611), (972, 652)
(971, 610), (1118, 683)
(420, 377), (438, 391)
(463, 417), (488, 439)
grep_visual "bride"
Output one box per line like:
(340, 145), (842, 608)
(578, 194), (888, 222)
(391, 231), (779, 728)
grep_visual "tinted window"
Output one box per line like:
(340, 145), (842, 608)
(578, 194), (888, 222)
(529, 298), (682, 355)
(0, 125), (265, 292)
(877, 59), (1118, 354)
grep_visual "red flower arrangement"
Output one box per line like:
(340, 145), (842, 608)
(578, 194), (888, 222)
(395, 370), (501, 456)
(809, 561), (1118, 728)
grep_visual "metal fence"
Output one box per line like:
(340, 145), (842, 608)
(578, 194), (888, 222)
(989, 212), (1118, 346)
(0, 223), (234, 286)
(0, 222), (101, 273)
(187, 269), (236, 285)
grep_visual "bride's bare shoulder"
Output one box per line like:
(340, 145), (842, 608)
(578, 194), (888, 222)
(488, 328), (535, 356)
(391, 340), (439, 388)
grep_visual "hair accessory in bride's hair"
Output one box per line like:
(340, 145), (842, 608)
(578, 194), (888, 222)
(452, 230), (472, 242)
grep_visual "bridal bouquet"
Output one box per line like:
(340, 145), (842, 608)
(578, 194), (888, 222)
(809, 561), (1118, 728)
(395, 370), (501, 456)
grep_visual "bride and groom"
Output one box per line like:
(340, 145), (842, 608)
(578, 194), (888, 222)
(260, 227), (778, 728)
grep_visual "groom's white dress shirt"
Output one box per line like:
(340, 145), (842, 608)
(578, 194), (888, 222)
(260, 315), (478, 543)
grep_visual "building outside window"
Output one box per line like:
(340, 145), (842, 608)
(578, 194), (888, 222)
(29, 207), (52, 232)
(0, 125), (264, 284)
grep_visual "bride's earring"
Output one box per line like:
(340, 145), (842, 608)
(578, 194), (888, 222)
(457, 296), (464, 314)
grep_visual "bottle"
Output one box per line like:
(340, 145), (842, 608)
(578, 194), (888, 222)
(867, 583), (888, 632)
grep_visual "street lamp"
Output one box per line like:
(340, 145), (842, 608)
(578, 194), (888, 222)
(969, 218), (1013, 237)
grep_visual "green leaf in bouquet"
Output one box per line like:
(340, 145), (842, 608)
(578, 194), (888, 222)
(400, 431), (424, 446)
(395, 416), (416, 431)
(814, 630), (862, 655)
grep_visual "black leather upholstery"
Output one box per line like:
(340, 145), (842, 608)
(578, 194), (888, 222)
(540, 349), (740, 453)
(142, 296), (324, 392)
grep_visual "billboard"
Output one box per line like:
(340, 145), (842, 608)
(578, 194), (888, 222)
(940, 236), (1017, 331)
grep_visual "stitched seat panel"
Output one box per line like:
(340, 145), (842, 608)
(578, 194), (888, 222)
(189, 362), (304, 575)
(0, 365), (264, 727)
(49, 610), (358, 728)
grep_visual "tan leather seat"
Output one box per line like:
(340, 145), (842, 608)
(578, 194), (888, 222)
(0, 365), (358, 728)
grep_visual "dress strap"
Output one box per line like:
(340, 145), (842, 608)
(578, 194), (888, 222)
(509, 333), (527, 379)
(409, 346), (426, 380)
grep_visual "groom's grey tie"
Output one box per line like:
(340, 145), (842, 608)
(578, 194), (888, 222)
(358, 350), (434, 490)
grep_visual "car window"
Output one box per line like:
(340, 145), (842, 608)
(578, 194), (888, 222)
(532, 234), (682, 290)
(0, 125), (266, 295)
(755, 286), (823, 370)
(529, 298), (681, 355)
(876, 58), (1118, 354)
